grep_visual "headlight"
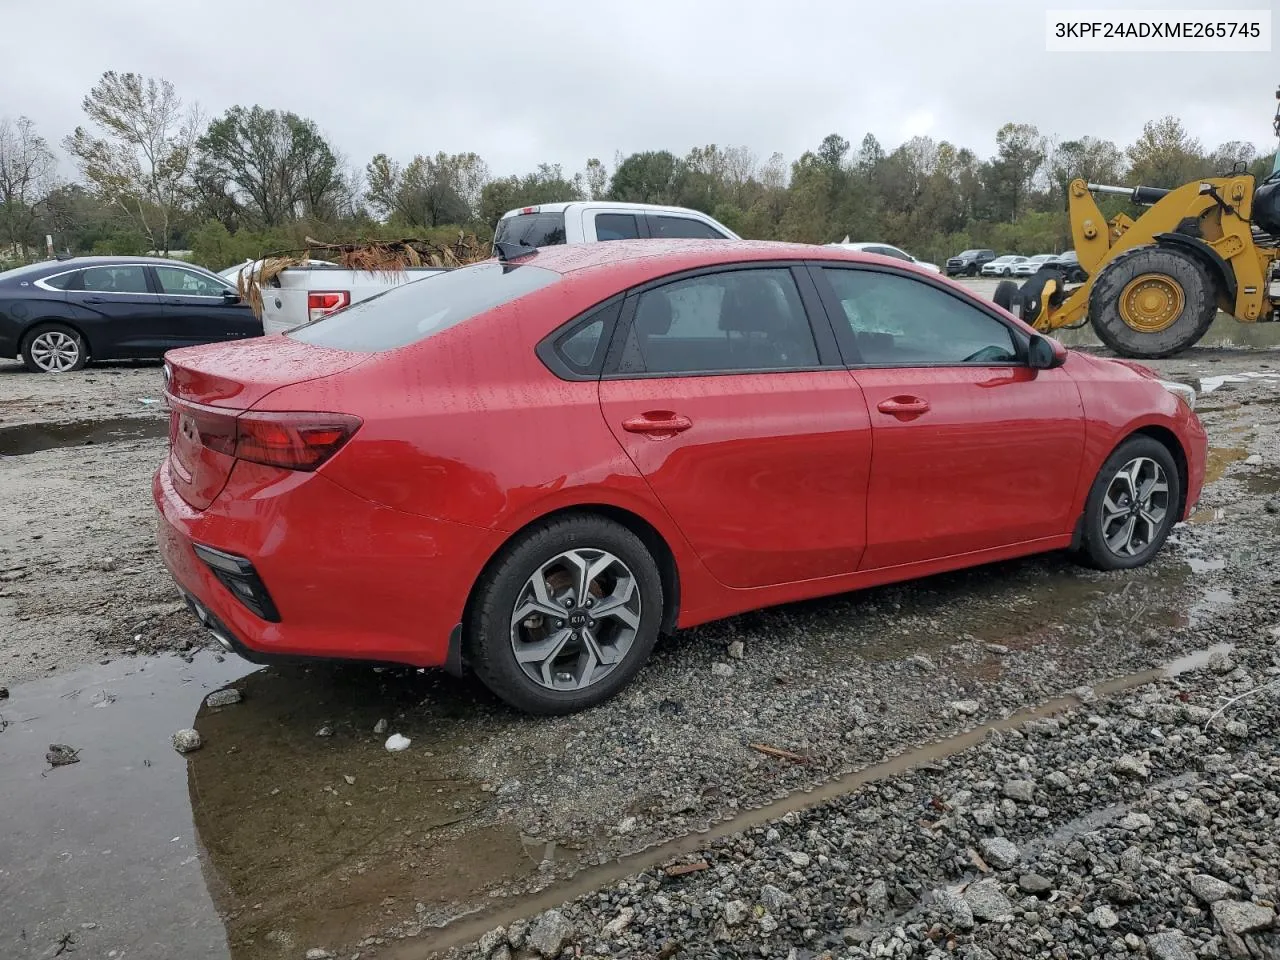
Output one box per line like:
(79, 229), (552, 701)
(1158, 379), (1196, 410)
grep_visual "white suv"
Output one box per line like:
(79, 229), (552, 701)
(493, 201), (740, 250)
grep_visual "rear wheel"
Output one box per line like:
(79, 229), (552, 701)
(1089, 246), (1217, 357)
(21, 323), (87, 373)
(1077, 436), (1181, 570)
(467, 514), (664, 715)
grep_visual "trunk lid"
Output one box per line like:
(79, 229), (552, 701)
(163, 338), (367, 509)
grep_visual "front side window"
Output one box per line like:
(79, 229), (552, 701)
(155, 266), (231, 297)
(822, 268), (1018, 366)
(80, 265), (149, 294)
(647, 215), (727, 240)
(289, 262), (560, 352)
(594, 213), (641, 241)
(617, 268), (818, 375)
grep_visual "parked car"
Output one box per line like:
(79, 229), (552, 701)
(827, 242), (940, 273)
(945, 249), (997, 276)
(1047, 249), (1088, 283)
(155, 239), (1206, 715)
(494, 201), (740, 250)
(255, 204), (741, 336)
(981, 255), (1029, 277)
(1012, 254), (1059, 277)
(257, 262), (447, 336)
(0, 256), (261, 373)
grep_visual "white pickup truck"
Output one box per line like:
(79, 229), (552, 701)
(255, 202), (739, 335)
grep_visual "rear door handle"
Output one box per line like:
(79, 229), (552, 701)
(622, 412), (693, 437)
(876, 396), (930, 416)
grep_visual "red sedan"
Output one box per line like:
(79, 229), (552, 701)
(154, 240), (1207, 714)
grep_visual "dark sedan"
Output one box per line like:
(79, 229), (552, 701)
(0, 256), (262, 373)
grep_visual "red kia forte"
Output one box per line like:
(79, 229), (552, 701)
(154, 240), (1207, 714)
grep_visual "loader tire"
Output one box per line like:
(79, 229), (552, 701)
(1088, 246), (1217, 358)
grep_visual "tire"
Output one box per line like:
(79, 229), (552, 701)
(466, 514), (664, 715)
(967, 264), (978, 277)
(1077, 436), (1181, 571)
(21, 323), (88, 373)
(1088, 246), (1217, 358)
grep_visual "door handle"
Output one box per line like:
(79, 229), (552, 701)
(876, 396), (930, 416)
(84, 296), (105, 303)
(622, 411), (692, 437)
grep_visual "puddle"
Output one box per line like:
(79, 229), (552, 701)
(1205, 446), (1248, 485)
(0, 416), (168, 456)
(1164, 642), (1234, 676)
(0, 653), (252, 960)
(0, 653), (533, 960)
(1186, 556), (1226, 573)
(1245, 466), (1280, 496)
(1186, 506), (1225, 525)
(1199, 370), (1280, 393)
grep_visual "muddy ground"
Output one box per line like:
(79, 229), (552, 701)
(2, 293), (1279, 960)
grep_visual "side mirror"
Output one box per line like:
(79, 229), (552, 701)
(221, 289), (241, 304)
(1028, 334), (1068, 369)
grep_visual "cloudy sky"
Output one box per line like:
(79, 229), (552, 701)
(6, 0), (1276, 179)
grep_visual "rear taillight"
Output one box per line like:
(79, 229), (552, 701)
(307, 290), (350, 323)
(168, 398), (360, 471)
(235, 411), (362, 471)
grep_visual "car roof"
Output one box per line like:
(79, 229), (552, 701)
(9, 255), (215, 275)
(499, 200), (718, 218)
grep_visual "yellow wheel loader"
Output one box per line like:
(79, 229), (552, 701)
(995, 87), (1280, 358)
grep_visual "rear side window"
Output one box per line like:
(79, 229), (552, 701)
(81, 265), (149, 294)
(594, 213), (641, 241)
(494, 213), (567, 248)
(647, 215), (727, 240)
(289, 263), (560, 352)
(39, 271), (76, 290)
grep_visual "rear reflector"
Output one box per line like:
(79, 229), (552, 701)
(168, 398), (361, 472)
(307, 290), (350, 323)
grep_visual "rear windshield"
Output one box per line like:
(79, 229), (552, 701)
(287, 262), (560, 352)
(494, 213), (567, 248)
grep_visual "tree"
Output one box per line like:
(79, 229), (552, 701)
(1125, 116), (1204, 189)
(1051, 136), (1125, 194)
(196, 105), (344, 227)
(366, 151), (489, 227)
(608, 150), (682, 204)
(64, 71), (200, 255)
(0, 116), (57, 259)
(989, 123), (1046, 222)
(478, 163), (582, 226)
(582, 158), (608, 200)
(1206, 140), (1257, 176)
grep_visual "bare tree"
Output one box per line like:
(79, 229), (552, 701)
(64, 72), (201, 255)
(0, 116), (57, 259)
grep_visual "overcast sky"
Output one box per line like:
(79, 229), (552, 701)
(6, 0), (1276, 181)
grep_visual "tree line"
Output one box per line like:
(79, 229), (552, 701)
(1, 70), (1275, 271)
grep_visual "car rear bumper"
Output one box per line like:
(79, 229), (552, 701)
(153, 457), (502, 669)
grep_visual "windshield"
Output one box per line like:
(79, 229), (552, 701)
(288, 262), (560, 352)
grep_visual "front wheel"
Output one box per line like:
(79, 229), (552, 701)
(466, 514), (664, 715)
(1077, 437), (1181, 571)
(21, 323), (88, 373)
(1089, 246), (1217, 357)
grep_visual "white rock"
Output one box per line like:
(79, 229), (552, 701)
(204, 689), (242, 708)
(1188, 874), (1237, 904)
(615, 816), (637, 835)
(727, 640), (745, 660)
(711, 662), (734, 677)
(1145, 931), (1197, 960)
(723, 900), (748, 926)
(384, 733), (411, 752)
(979, 837), (1020, 870)
(1088, 905), (1119, 928)
(373, 718), (388, 734)
(172, 729), (202, 754)
(602, 907), (634, 938)
(950, 700), (981, 716)
(305, 950), (334, 960)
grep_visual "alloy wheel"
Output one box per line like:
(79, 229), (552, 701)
(1100, 456), (1169, 557)
(29, 331), (81, 372)
(509, 548), (642, 691)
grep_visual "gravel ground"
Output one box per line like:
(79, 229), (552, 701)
(2, 338), (1280, 960)
(451, 624), (1280, 960)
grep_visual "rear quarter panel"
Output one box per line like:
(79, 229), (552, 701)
(0, 290), (76, 357)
